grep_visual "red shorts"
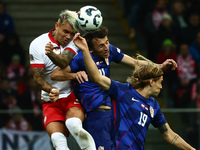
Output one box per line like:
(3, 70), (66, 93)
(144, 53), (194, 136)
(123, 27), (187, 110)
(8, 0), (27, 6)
(42, 91), (85, 127)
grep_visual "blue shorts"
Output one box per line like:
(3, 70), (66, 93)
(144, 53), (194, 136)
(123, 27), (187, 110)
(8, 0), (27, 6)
(83, 109), (114, 150)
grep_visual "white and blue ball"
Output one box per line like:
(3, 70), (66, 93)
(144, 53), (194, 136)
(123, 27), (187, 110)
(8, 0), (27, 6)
(77, 6), (103, 31)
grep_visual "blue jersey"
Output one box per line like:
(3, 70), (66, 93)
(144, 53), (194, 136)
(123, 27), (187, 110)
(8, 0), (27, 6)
(108, 80), (167, 150)
(70, 44), (124, 112)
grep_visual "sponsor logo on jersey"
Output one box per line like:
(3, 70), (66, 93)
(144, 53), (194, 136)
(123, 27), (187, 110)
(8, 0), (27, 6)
(132, 97), (139, 102)
(150, 106), (154, 118)
(98, 146), (104, 150)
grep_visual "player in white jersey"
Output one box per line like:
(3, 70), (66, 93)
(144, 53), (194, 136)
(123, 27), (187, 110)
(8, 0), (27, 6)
(29, 9), (96, 150)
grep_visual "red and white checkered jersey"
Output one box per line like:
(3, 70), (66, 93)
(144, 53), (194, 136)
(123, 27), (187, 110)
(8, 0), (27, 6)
(29, 29), (79, 102)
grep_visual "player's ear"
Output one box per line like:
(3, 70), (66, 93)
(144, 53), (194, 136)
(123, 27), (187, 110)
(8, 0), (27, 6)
(149, 78), (154, 86)
(55, 22), (59, 30)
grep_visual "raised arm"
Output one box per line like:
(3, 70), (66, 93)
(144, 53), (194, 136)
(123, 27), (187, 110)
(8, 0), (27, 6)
(51, 66), (88, 84)
(45, 42), (75, 69)
(73, 33), (111, 91)
(158, 123), (195, 150)
(120, 54), (177, 71)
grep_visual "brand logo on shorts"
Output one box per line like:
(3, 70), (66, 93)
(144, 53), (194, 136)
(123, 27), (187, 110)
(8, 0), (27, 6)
(74, 99), (80, 104)
(98, 146), (104, 150)
(44, 116), (47, 124)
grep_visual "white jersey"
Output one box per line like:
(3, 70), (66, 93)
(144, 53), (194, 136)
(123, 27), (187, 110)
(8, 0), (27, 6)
(29, 29), (79, 102)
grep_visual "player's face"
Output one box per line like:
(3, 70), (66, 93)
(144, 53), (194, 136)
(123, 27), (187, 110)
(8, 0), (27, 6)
(91, 36), (110, 58)
(151, 76), (163, 97)
(55, 22), (75, 47)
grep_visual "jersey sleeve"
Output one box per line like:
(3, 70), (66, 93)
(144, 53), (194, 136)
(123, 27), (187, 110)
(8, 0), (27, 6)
(64, 41), (80, 55)
(107, 80), (126, 100)
(29, 41), (45, 68)
(69, 52), (84, 73)
(109, 44), (124, 63)
(151, 102), (167, 128)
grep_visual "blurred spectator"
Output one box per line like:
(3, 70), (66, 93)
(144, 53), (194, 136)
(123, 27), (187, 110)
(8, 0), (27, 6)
(6, 54), (26, 90)
(189, 31), (200, 74)
(18, 76), (44, 131)
(125, 0), (152, 39)
(144, 0), (169, 61)
(0, 88), (19, 127)
(170, 1), (188, 31)
(157, 38), (177, 68)
(0, 31), (26, 66)
(156, 13), (179, 51)
(175, 43), (197, 107)
(157, 38), (177, 107)
(0, 77), (11, 101)
(180, 12), (200, 44)
(0, 1), (15, 44)
(6, 106), (31, 131)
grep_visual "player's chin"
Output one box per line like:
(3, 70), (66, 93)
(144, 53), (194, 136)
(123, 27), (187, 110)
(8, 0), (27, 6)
(62, 40), (70, 46)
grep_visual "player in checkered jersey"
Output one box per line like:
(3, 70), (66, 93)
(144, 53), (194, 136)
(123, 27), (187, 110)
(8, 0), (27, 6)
(29, 10), (95, 150)
(72, 33), (196, 150)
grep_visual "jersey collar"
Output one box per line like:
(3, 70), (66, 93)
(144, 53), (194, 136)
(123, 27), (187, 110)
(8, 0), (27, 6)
(48, 29), (60, 46)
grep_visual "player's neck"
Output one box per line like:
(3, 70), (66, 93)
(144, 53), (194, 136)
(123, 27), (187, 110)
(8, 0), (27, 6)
(136, 87), (151, 99)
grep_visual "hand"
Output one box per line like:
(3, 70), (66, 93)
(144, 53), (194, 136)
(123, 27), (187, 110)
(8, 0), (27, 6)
(160, 59), (177, 71)
(49, 89), (60, 102)
(45, 42), (54, 55)
(73, 33), (89, 52)
(73, 71), (88, 84)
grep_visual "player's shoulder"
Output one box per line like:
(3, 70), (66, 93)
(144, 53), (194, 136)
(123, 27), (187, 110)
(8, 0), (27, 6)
(30, 32), (49, 46)
(109, 44), (122, 54)
(65, 40), (79, 50)
(148, 97), (160, 107)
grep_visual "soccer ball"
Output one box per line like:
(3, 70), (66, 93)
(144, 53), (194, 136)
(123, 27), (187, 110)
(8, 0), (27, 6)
(77, 6), (103, 31)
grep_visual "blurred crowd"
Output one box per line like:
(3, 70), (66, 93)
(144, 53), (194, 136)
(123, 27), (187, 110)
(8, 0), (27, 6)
(124, 0), (200, 109)
(0, 1), (44, 131)
(123, 0), (200, 147)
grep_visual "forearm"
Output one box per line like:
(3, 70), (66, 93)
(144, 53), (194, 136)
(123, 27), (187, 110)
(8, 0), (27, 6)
(161, 124), (195, 150)
(33, 77), (53, 93)
(51, 72), (76, 81)
(166, 133), (195, 150)
(120, 54), (158, 69)
(82, 50), (100, 83)
(31, 67), (53, 93)
(46, 52), (70, 69)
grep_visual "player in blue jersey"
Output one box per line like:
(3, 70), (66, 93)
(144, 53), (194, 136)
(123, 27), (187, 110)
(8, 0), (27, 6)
(72, 33), (196, 150)
(50, 26), (177, 150)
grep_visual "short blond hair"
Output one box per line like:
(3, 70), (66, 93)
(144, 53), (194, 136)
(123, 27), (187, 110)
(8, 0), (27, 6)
(58, 10), (79, 33)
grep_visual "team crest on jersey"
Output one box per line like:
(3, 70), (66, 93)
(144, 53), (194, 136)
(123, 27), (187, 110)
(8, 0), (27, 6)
(29, 54), (34, 61)
(98, 146), (104, 150)
(150, 106), (154, 118)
